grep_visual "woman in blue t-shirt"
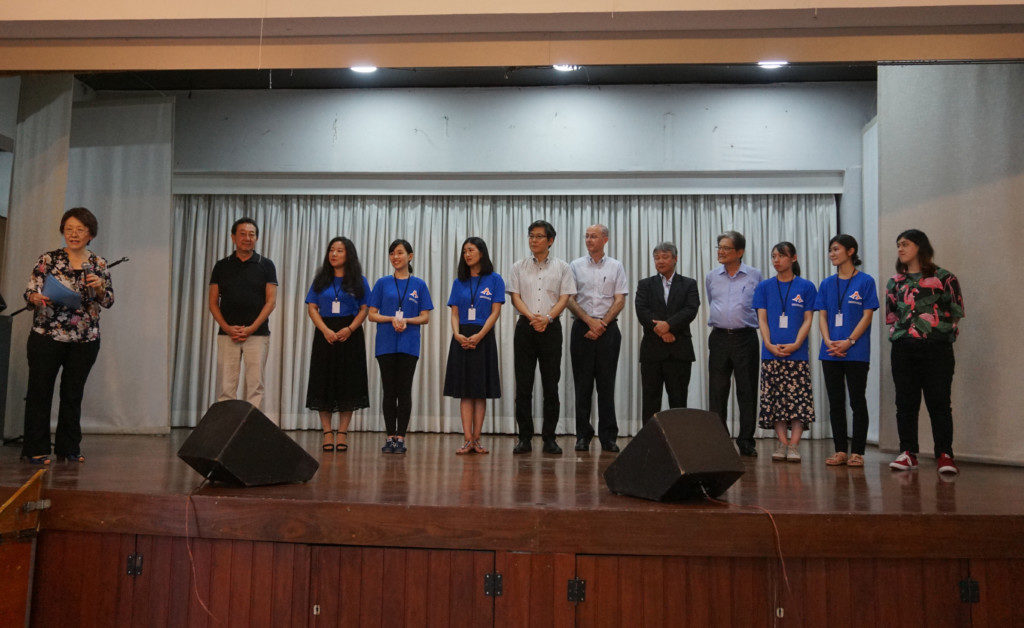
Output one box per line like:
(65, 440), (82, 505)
(304, 237), (371, 453)
(753, 242), (817, 463)
(814, 234), (879, 468)
(442, 237), (506, 455)
(368, 239), (433, 454)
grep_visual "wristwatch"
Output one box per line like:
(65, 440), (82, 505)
(848, 337), (857, 345)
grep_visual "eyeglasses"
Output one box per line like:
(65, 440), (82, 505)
(528, 234), (549, 241)
(63, 228), (89, 237)
(716, 246), (736, 252)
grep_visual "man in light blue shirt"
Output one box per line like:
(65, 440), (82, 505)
(705, 230), (763, 456)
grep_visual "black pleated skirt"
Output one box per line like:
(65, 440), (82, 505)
(305, 316), (370, 412)
(443, 324), (501, 399)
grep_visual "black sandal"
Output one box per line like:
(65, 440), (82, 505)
(322, 430), (335, 452)
(336, 431), (349, 452)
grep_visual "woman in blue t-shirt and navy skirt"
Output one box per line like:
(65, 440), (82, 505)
(368, 239), (433, 454)
(814, 234), (879, 467)
(304, 237), (371, 452)
(752, 242), (818, 463)
(443, 237), (506, 455)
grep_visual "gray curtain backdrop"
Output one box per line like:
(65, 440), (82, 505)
(171, 194), (837, 439)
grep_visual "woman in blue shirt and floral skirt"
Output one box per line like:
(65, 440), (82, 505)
(304, 237), (370, 453)
(368, 239), (433, 454)
(753, 242), (817, 463)
(814, 234), (879, 468)
(443, 237), (505, 455)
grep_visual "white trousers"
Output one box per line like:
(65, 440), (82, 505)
(216, 334), (270, 414)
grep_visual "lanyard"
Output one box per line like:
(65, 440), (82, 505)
(836, 272), (856, 313)
(330, 277), (344, 302)
(776, 277), (794, 313)
(393, 275), (411, 311)
(469, 276), (481, 308)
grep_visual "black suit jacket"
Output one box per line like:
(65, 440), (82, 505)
(635, 273), (701, 363)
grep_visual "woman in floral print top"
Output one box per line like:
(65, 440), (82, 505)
(20, 207), (114, 465)
(885, 229), (964, 476)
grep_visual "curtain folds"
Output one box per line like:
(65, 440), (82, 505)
(171, 193), (837, 439)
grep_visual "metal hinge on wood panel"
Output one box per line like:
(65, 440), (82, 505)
(567, 578), (586, 604)
(484, 572), (503, 597)
(312, 604), (321, 616)
(959, 578), (980, 603)
(126, 553), (144, 577)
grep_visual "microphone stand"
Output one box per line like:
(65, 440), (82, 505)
(7, 256), (129, 317)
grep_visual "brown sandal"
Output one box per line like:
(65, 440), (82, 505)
(847, 453), (864, 467)
(471, 440), (489, 455)
(825, 451), (848, 466)
(456, 440), (474, 455)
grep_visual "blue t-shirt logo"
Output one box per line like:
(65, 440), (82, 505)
(409, 290), (419, 301)
(791, 294), (805, 307)
(481, 287), (492, 297)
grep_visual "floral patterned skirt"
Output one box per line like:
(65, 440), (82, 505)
(757, 359), (815, 429)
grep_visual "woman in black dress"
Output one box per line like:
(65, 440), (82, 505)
(304, 237), (371, 452)
(443, 237), (505, 454)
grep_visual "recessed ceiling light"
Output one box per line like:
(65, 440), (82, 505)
(552, 65), (581, 72)
(350, 66), (378, 74)
(757, 60), (789, 69)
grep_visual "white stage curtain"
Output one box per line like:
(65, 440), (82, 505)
(171, 194), (836, 440)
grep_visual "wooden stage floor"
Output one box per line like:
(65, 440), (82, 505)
(2, 431), (1022, 560)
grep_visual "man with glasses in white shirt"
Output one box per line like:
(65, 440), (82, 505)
(507, 220), (576, 454)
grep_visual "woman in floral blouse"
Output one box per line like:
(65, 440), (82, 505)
(886, 229), (964, 476)
(21, 207), (115, 465)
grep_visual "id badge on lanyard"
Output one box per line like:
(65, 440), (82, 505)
(331, 300), (341, 315)
(779, 315), (788, 329)
(467, 307), (477, 321)
(835, 313), (844, 327)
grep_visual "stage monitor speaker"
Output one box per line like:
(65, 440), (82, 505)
(604, 408), (744, 501)
(178, 400), (318, 487)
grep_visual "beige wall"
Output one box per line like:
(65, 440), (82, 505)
(877, 63), (1024, 464)
(2, 0), (1023, 69)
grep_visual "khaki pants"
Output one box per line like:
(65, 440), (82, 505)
(216, 335), (270, 413)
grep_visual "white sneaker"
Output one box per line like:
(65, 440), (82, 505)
(786, 445), (801, 462)
(889, 451), (919, 470)
(771, 443), (787, 461)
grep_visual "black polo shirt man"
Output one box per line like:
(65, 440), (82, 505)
(209, 217), (277, 412)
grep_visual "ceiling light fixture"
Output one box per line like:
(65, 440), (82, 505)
(350, 66), (378, 74)
(552, 65), (580, 72)
(757, 60), (789, 69)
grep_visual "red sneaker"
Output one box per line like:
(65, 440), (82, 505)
(889, 451), (918, 470)
(936, 453), (959, 475)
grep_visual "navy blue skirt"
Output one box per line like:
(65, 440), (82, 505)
(305, 316), (370, 412)
(443, 324), (501, 399)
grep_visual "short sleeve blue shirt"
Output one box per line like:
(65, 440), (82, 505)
(752, 276), (818, 361)
(368, 275), (434, 357)
(447, 273), (506, 325)
(813, 272), (879, 362)
(304, 276), (370, 318)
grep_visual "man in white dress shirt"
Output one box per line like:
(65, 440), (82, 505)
(567, 224), (628, 452)
(507, 220), (577, 455)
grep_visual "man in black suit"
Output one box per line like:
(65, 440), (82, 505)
(635, 242), (701, 425)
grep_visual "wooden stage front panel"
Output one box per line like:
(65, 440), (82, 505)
(3, 432), (1024, 625)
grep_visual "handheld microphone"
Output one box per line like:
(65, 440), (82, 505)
(81, 261), (98, 298)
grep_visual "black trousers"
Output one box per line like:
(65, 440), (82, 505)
(570, 319), (621, 443)
(707, 328), (759, 448)
(640, 359), (692, 426)
(513, 317), (562, 442)
(22, 332), (101, 458)
(821, 360), (870, 455)
(376, 353), (418, 437)
(891, 340), (955, 457)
